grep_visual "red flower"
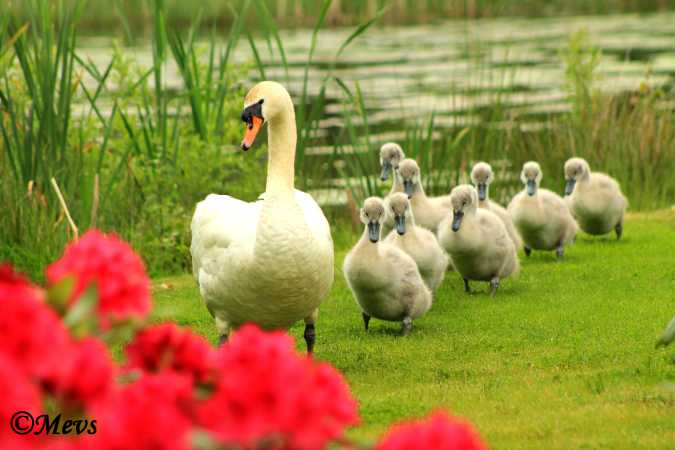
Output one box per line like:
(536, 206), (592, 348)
(0, 354), (42, 450)
(49, 337), (115, 411)
(374, 411), (489, 450)
(46, 230), (151, 329)
(125, 323), (217, 383)
(0, 268), (71, 381)
(196, 325), (358, 450)
(90, 373), (195, 450)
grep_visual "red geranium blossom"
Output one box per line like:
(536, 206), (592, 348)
(125, 323), (217, 383)
(0, 266), (71, 381)
(49, 337), (115, 411)
(91, 373), (195, 450)
(0, 354), (42, 450)
(196, 324), (359, 450)
(46, 230), (151, 329)
(374, 411), (489, 450)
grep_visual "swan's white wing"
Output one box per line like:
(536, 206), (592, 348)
(190, 194), (262, 305)
(294, 189), (333, 250)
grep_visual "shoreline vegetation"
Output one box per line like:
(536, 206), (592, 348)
(5, 0), (675, 31)
(1, 0), (673, 281)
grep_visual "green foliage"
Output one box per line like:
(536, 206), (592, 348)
(0, 0), (255, 279)
(5, 0), (673, 30)
(560, 28), (602, 124)
(329, 30), (674, 210)
(152, 210), (675, 450)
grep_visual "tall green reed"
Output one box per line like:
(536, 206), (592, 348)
(245, 0), (386, 190)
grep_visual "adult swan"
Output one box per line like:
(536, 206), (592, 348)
(190, 81), (334, 352)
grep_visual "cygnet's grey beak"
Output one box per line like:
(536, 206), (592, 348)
(451, 210), (464, 232)
(564, 179), (576, 196)
(380, 161), (392, 181)
(367, 222), (380, 243)
(477, 183), (487, 201)
(526, 180), (537, 196)
(403, 180), (414, 198)
(395, 214), (406, 235)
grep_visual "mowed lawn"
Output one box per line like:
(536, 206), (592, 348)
(151, 210), (675, 450)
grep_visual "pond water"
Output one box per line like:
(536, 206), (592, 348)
(78, 12), (675, 204)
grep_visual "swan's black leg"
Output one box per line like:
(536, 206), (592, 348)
(463, 278), (471, 293)
(615, 222), (623, 240)
(401, 317), (413, 336)
(303, 323), (316, 355)
(524, 246), (532, 257)
(556, 244), (564, 261)
(490, 277), (500, 297)
(362, 313), (371, 332)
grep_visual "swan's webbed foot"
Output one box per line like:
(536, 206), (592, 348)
(463, 278), (471, 294)
(218, 334), (228, 347)
(362, 313), (371, 332)
(556, 245), (564, 261)
(401, 317), (412, 336)
(615, 222), (623, 240)
(303, 323), (316, 355)
(490, 277), (500, 297)
(524, 246), (532, 257)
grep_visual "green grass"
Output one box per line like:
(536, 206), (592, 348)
(151, 210), (675, 449)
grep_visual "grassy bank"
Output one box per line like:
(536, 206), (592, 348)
(151, 209), (675, 449)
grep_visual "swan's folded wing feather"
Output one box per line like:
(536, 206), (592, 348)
(190, 194), (261, 280)
(294, 190), (333, 247)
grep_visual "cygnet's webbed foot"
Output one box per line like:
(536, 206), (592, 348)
(556, 245), (564, 261)
(401, 317), (413, 336)
(615, 222), (623, 240)
(463, 278), (471, 293)
(218, 334), (228, 347)
(524, 246), (532, 257)
(362, 313), (371, 332)
(303, 323), (316, 355)
(490, 277), (500, 297)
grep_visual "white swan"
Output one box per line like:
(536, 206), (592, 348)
(397, 158), (453, 233)
(437, 185), (520, 296)
(190, 81), (334, 352)
(471, 162), (523, 250)
(564, 157), (628, 239)
(508, 161), (577, 260)
(384, 192), (449, 292)
(343, 197), (431, 335)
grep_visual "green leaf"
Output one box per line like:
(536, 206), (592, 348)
(46, 275), (76, 314)
(63, 284), (99, 334)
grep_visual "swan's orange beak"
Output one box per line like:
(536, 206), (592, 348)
(241, 116), (263, 151)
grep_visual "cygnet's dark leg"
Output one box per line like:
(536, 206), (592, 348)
(615, 222), (623, 240)
(401, 317), (413, 336)
(556, 244), (565, 261)
(463, 278), (471, 293)
(362, 312), (371, 332)
(303, 323), (316, 354)
(524, 245), (532, 257)
(490, 277), (500, 297)
(218, 334), (228, 347)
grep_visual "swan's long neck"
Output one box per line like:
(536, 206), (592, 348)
(390, 171), (404, 194)
(265, 108), (296, 198)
